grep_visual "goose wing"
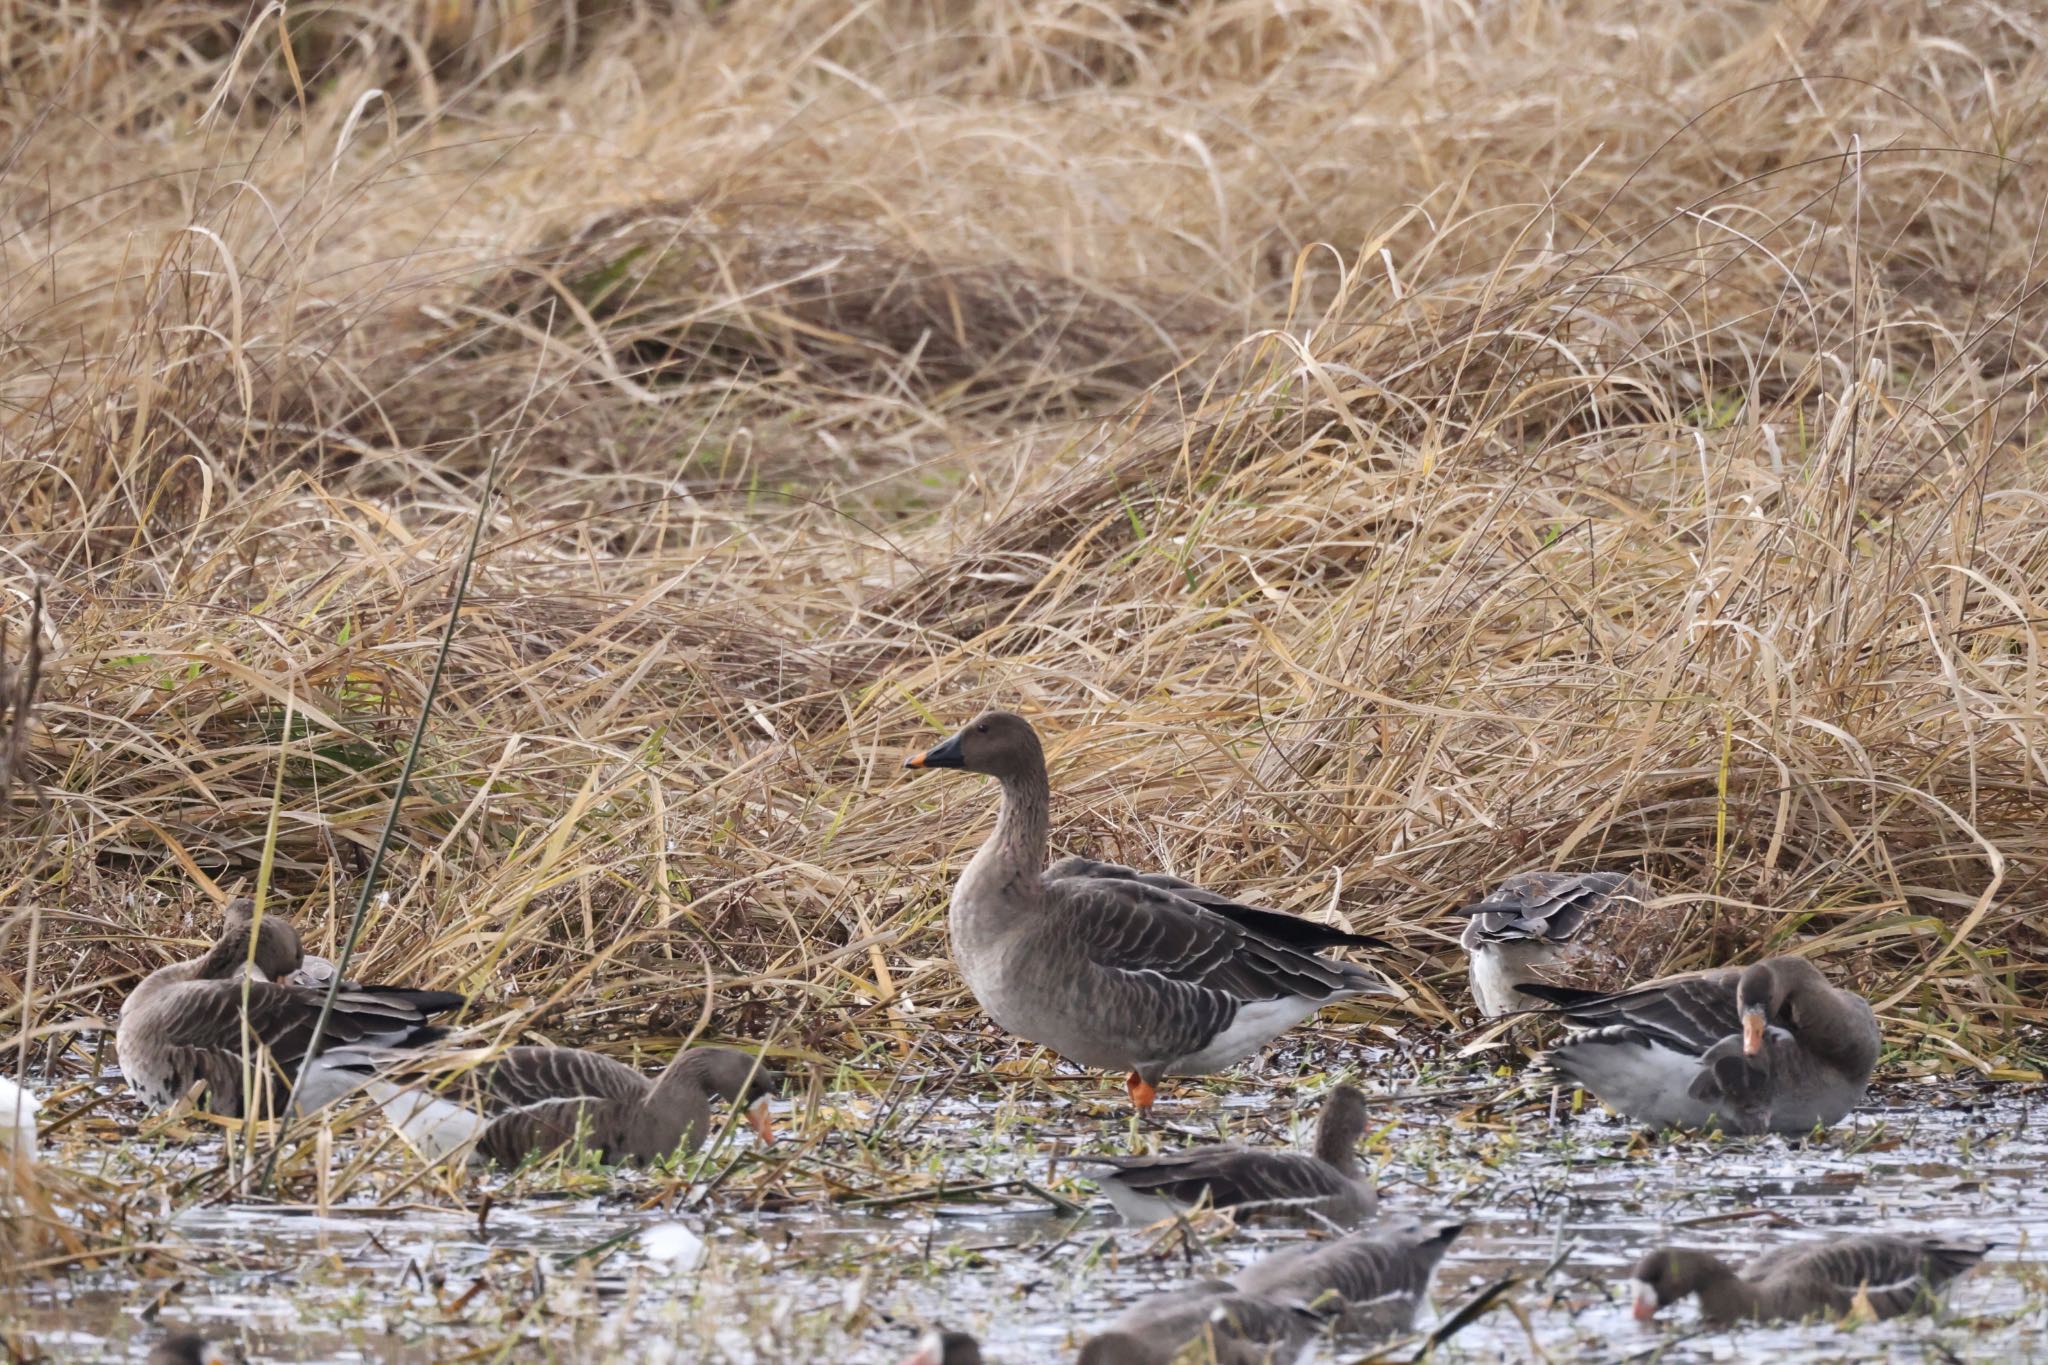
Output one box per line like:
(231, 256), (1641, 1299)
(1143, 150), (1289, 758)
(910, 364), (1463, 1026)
(1045, 875), (1388, 1006)
(1094, 1148), (1348, 1209)
(1518, 968), (1741, 1055)
(1747, 1235), (1989, 1319)
(1234, 1220), (1462, 1311)
(152, 980), (463, 1064)
(1047, 857), (1390, 952)
(481, 1046), (651, 1108)
(1454, 871), (1644, 946)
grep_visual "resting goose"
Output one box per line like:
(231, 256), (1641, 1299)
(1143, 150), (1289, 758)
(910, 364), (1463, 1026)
(1631, 1233), (1988, 1324)
(1090, 1084), (1375, 1225)
(904, 712), (1396, 1111)
(1526, 956), (1878, 1135)
(1231, 1219), (1463, 1339)
(362, 1043), (778, 1167)
(1454, 870), (1654, 1017)
(115, 899), (463, 1118)
(1076, 1282), (1316, 1365)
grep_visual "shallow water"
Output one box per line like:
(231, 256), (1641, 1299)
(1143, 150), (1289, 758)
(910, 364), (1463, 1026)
(7, 1068), (2044, 1362)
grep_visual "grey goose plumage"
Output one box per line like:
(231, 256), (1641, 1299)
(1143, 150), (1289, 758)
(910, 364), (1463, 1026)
(905, 712), (1396, 1111)
(1091, 1084), (1375, 1226)
(1527, 956), (1878, 1135)
(1454, 870), (1654, 1017)
(918, 1221), (1460, 1365)
(115, 899), (463, 1118)
(360, 1042), (778, 1167)
(1076, 1218), (1461, 1363)
(1230, 1219), (1462, 1339)
(1075, 1283), (1315, 1365)
(1631, 1233), (1988, 1324)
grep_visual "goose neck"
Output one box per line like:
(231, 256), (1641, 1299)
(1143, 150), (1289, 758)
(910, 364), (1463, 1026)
(988, 770), (1050, 870)
(1690, 1260), (1759, 1321)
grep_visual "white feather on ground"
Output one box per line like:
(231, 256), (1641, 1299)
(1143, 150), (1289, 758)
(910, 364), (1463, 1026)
(0, 1075), (39, 1161)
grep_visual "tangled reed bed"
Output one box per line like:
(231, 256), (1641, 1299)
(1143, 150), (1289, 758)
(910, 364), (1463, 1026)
(2, 0), (2045, 1137)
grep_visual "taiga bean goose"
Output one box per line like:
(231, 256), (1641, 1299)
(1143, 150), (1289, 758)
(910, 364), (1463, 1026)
(1076, 1283), (1316, 1365)
(904, 712), (1397, 1111)
(1090, 1084), (1375, 1226)
(1526, 956), (1878, 1135)
(363, 1043), (778, 1167)
(1453, 870), (1654, 1017)
(115, 899), (463, 1118)
(1631, 1233), (1988, 1324)
(1231, 1219), (1462, 1339)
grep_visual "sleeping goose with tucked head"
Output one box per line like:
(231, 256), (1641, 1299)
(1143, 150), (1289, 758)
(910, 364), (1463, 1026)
(904, 711), (1398, 1113)
(1630, 1233), (1988, 1324)
(1090, 1083), (1375, 1226)
(358, 1042), (778, 1167)
(115, 899), (464, 1119)
(1526, 955), (1878, 1135)
(1454, 870), (1655, 1017)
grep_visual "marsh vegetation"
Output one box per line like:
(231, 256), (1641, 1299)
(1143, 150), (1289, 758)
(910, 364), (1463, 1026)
(2, 0), (2045, 1358)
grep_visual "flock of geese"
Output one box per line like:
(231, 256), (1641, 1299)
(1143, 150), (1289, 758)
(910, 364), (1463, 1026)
(7, 710), (1993, 1363)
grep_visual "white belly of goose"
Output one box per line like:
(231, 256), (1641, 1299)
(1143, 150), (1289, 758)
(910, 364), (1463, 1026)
(1169, 996), (1325, 1075)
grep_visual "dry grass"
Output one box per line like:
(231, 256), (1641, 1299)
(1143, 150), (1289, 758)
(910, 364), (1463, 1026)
(4, 0), (2047, 1150)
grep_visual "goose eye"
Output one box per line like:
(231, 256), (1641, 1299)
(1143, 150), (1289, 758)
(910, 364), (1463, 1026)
(975, 723), (989, 733)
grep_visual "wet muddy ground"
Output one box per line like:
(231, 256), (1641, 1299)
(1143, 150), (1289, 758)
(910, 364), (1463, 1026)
(7, 1052), (2044, 1363)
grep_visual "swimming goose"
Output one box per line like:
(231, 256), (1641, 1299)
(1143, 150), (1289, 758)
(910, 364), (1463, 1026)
(1454, 870), (1654, 1017)
(1076, 1282), (1316, 1365)
(115, 899), (464, 1118)
(904, 712), (1397, 1111)
(1231, 1219), (1463, 1338)
(363, 1043), (778, 1167)
(1631, 1233), (1988, 1324)
(1090, 1084), (1375, 1225)
(1526, 956), (1878, 1135)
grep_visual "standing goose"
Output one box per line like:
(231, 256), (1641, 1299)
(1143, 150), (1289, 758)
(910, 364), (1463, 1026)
(1090, 1084), (1376, 1226)
(362, 1043), (778, 1167)
(904, 712), (1397, 1111)
(1525, 956), (1878, 1135)
(1631, 1233), (1989, 1324)
(115, 899), (464, 1118)
(1454, 870), (1655, 1017)
(1231, 1219), (1463, 1339)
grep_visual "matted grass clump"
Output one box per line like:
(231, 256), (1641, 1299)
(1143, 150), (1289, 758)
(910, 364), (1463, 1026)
(1, 0), (2044, 1147)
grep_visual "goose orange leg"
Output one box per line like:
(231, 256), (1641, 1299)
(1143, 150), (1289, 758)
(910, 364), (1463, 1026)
(1125, 1072), (1157, 1114)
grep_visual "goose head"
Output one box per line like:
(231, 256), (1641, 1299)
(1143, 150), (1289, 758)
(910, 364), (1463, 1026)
(1735, 957), (1831, 1056)
(220, 898), (304, 982)
(1629, 1246), (1735, 1320)
(904, 711), (1044, 783)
